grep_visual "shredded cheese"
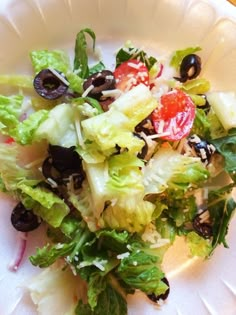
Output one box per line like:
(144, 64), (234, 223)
(48, 67), (69, 86)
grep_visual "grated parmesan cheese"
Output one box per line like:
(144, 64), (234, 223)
(82, 84), (94, 97)
(48, 67), (69, 86)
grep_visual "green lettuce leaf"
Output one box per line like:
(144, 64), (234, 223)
(186, 231), (212, 257)
(30, 50), (70, 74)
(17, 184), (70, 227)
(181, 78), (210, 95)
(82, 108), (144, 155)
(10, 109), (48, 144)
(35, 103), (77, 147)
(0, 75), (33, 89)
(107, 152), (144, 195)
(0, 94), (23, 134)
(0, 143), (40, 194)
(143, 147), (209, 194)
(191, 108), (211, 139)
(100, 195), (155, 233)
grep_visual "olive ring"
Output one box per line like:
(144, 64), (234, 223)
(33, 68), (69, 100)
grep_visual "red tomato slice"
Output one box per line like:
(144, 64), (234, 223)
(151, 89), (195, 141)
(4, 137), (15, 144)
(114, 59), (149, 92)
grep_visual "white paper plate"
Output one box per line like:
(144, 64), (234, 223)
(0, 0), (236, 314)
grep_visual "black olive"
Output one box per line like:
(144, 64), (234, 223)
(33, 68), (69, 100)
(133, 133), (148, 160)
(147, 277), (170, 303)
(42, 157), (62, 185)
(83, 70), (116, 100)
(192, 210), (213, 239)
(135, 116), (155, 136)
(197, 94), (211, 114)
(61, 171), (85, 190)
(11, 202), (41, 232)
(175, 54), (201, 83)
(42, 145), (85, 189)
(188, 134), (216, 164)
(48, 145), (82, 172)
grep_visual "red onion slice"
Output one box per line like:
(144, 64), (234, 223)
(8, 232), (28, 272)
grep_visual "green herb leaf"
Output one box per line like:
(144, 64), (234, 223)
(74, 28), (96, 78)
(115, 45), (157, 70)
(29, 242), (75, 268)
(208, 185), (236, 253)
(210, 130), (236, 176)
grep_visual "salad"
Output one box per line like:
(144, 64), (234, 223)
(0, 28), (236, 314)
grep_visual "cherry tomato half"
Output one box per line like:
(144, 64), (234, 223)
(151, 89), (195, 141)
(4, 137), (15, 144)
(114, 59), (149, 92)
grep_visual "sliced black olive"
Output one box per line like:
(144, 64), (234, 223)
(135, 116), (155, 136)
(61, 170), (85, 190)
(197, 94), (211, 114)
(133, 133), (148, 160)
(42, 157), (62, 185)
(11, 202), (41, 232)
(147, 277), (170, 303)
(33, 68), (69, 100)
(192, 210), (213, 239)
(42, 145), (85, 189)
(83, 70), (116, 100)
(48, 145), (82, 172)
(188, 134), (216, 164)
(175, 54), (201, 83)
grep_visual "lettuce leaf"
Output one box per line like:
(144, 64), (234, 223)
(191, 108), (211, 139)
(100, 195), (155, 233)
(27, 266), (84, 315)
(0, 94), (23, 135)
(35, 103), (77, 147)
(30, 49), (71, 74)
(181, 78), (210, 95)
(186, 231), (212, 257)
(10, 109), (48, 144)
(17, 184), (70, 227)
(0, 75), (33, 89)
(82, 108), (144, 155)
(0, 143), (40, 193)
(107, 152), (144, 195)
(143, 147), (209, 194)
